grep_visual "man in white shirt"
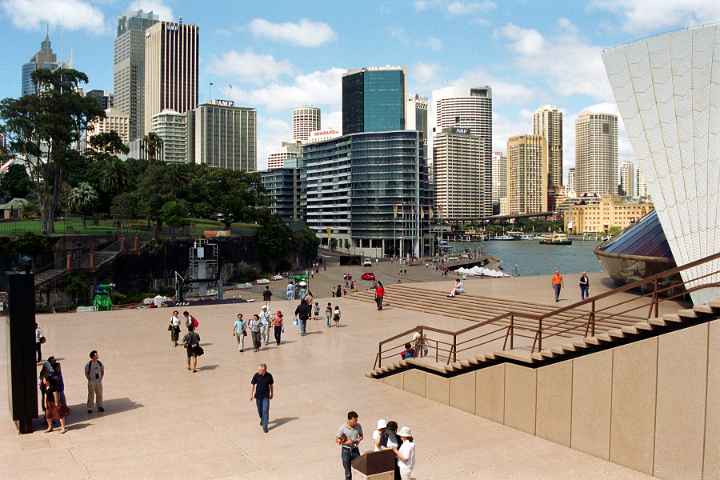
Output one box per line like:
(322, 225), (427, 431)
(85, 350), (105, 414)
(259, 306), (271, 345)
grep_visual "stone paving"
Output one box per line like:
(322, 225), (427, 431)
(0, 276), (655, 479)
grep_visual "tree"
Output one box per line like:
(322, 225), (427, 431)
(0, 68), (104, 233)
(144, 132), (163, 162)
(256, 215), (292, 272)
(0, 164), (32, 200)
(160, 200), (189, 238)
(65, 182), (98, 227)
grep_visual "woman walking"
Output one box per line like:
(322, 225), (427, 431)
(325, 302), (333, 328)
(375, 281), (385, 310)
(182, 326), (202, 373)
(272, 310), (284, 346)
(41, 373), (69, 433)
(233, 313), (247, 352)
(249, 314), (262, 352)
(169, 310), (181, 347)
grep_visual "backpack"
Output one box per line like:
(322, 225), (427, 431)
(191, 316), (199, 329)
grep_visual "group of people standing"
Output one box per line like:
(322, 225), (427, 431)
(337, 411), (416, 480)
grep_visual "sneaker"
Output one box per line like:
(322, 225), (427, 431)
(87, 410), (92, 414)
(263, 427), (269, 433)
(98, 407), (105, 413)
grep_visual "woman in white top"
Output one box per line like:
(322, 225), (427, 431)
(169, 311), (182, 347)
(372, 419), (387, 452)
(393, 426), (415, 480)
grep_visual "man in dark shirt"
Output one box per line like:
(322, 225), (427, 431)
(262, 286), (272, 306)
(250, 363), (274, 433)
(294, 297), (312, 336)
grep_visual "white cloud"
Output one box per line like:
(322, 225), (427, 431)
(248, 18), (336, 47)
(447, 1), (496, 15)
(223, 67), (346, 111)
(257, 116), (291, 170)
(497, 21), (611, 100)
(127, 0), (172, 21)
(432, 69), (536, 105)
(591, 0), (720, 32)
(208, 51), (293, 84)
(413, 63), (441, 85)
(1, 0), (104, 32)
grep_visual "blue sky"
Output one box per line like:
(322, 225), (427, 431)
(1, 0), (719, 173)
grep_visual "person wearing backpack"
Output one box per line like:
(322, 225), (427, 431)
(85, 350), (105, 414)
(183, 311), (199, 331)
(333, 305), (342, 327)
(182, 326), (202, 373)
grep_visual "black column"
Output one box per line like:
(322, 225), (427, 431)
(6, 272), (38, 433)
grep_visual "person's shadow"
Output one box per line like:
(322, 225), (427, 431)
(67, 397), (143, 422)
(268, 416), (298, 431)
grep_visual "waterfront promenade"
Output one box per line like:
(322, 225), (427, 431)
(0, 276), (656, 479)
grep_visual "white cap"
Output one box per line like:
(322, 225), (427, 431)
(376, 419), (387, 429)
(398, 426), (412, 437)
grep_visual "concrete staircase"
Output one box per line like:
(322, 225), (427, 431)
(367, 299), (718, 379)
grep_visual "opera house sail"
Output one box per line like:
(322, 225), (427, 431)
(602, 24), (720, 304)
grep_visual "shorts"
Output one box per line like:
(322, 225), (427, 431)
(186, 347), (197, 358)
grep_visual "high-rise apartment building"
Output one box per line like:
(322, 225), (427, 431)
(86, 90), (114, 110)
(342, 66), (406, 135)
(87, 108), (130, 146)
(507, 135), (548, 215)
(151, 109), (187, 163)
(575, 111), (618, 196)
(406, 94), (428, 138)
(113, 10), (159, 141)
(566, 167), (577, 198)
(433, 128), (483, 220)
(492, 151), (507, 204)
(267, 141), (302, 170)
(635, 168), (649, 199)
(261, 167), (303, 223)
(620, 161), (635, 198)
(292, 106), (321, 143)
(306, 128), (341, 145)
(193, 100), (256, 171)
(21, 33), (60, 96)
(436, 87), (493, 217)
(144, 20), (199, 137)
(533, 105), (563, 210)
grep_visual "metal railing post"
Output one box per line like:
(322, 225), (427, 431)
(538, 317), (543, 352)
(435, 339), (439, 362)
(453, 334), (457, 363)
(378, 344), (382, 369)
(510, 314), (514, 350)
(591, 300), (596, 336)
(653, 279), (659, 318)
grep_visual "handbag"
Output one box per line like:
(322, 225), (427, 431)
(195, 345), (204, 356)
(167, 325), (172, 331)
(39, 336), (46, 344)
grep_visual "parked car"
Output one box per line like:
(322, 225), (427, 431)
(363, 258), (372, 267)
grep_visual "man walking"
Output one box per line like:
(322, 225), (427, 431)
(249, 314), (262, 352)
(250, 363), (274, 433)
(35, 323), (45, 363)
(294, 297), (312, 336)
(337, 411), (364, 480)
(85, 350), (104, 414)
(260, 306), (271, 345)
(286, 281), (295, 301)
(262, 285), (272, 308)
(579, 272), (590, 300)
(551, 270), (564, 302)
(233, 313), (246, 352)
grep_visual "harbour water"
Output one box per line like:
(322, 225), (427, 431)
(450, 240), (602, 277)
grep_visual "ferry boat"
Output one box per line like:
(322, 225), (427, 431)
(539, 233), (573, 245)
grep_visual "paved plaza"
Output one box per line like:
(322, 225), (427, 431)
(0, 275), (657, 479)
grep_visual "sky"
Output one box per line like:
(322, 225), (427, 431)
(1, 0), (720, 174)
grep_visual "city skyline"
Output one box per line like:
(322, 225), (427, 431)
(3, 1), (719, 172)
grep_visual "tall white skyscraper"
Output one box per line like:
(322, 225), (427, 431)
(113, 10), (158, 141)
(152, 109), (187, 163)
(433, 127), (483, 220)
(193, 100), (256, 172)
(491, 151), (507, 204)
(144, 20), (199, 137)
(533, 105), (563, 210)
(575, 111), (618, 196)
(292, 106), (321, 143)
(406, 94), (428, 137)
(619, 161), (635, 198)
(436, 87), (492, 217)
(507, 135), (548, 214)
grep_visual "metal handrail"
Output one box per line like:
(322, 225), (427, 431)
(373, 251), (720, 369)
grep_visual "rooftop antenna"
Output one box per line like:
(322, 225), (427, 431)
(209, 82), (214, 103)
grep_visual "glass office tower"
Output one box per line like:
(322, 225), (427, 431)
(342, 67), (406, 135)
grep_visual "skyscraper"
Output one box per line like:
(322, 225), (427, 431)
(575, 111), (618, 196)
(405, 94), (428, 138)
(113, 10), (159, 141)
(567, 167), (577, 198)
(267, 141), (302, 170)
(507, 135), (548, 215)
(433, 127), (483, 220)
(491, 151), (507, 204)
(86, 89), (114, 110)
(144, 20), (199, 137)
(21, 32), (60, 96)
(342, 66), (406, 134)
(619, 161), (635, 198)
(193, 100), (256, 172)
(152, 109), (187, 163)
(533, 105), (563, 210)
(292, 106), (321, 142)
(436, 87), (493, 217)
(87, 108), (130, 147)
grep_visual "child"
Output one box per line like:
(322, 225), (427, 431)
(313, 301), (321, 321)
(400, 343), (416, 360)
(325, 302), (333, 328)
(333, 305), (341, 327)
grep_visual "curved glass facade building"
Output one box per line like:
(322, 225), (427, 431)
(602, 24), (720, 304)
(342, 67), (406, 135)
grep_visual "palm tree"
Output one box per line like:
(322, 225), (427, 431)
(66, 182), (98, 228)
(144, 132), (163, 162)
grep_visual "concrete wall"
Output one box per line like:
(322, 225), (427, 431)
(385, 321), (720, 480)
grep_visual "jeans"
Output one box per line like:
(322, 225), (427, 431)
(553, 284), (561, 302)
(300, 318), (307, 336)
(325, 314), (332, 328)
(262, 326), (270, 345)
(376, 296), (383, 310)
(256, 396), (270, 431)
(341, 446), (360, 480)
(580, 285), (589, 300)
(252, 331), (262, 350)
(274, 326), (282, 345)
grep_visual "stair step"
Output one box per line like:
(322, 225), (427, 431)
(496, 351), (535, 364)
(648, 317), (667, 327)
(678, 309), (699, 319)
(694, 304), (714, 315)
(620, 326), (639, 335)
(635, 322), (654, 331)
(608, 328), (626, 338)
(663, 313), (683, 323)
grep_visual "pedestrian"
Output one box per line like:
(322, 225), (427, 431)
(313, 301), (320, 321)
(551, 270), (563, 302)
(250, 363), (274, 433)
(263, 285), (272, 308)
(412, 330), (427, 358)
(47, 357), (66, 407)
(249, 314), (262, 352)
(579, 272), (590, 300)
(337, 411), (363, 480)
(400, 343), (416, 360)
(294, 297), (312, 336)
(41, 373), (69, 433)
(260, 306), (271, 345)
(272, 310), (284, 346)
(182, 326), (202, 372)
(84, 350), (104, 414)
(372, 419), (387, 452)
(380, 420), (401, 449)
(233, 313), (247, 352)
(392, 426), (416, 480)
(325, 302), (333, 328)
(375, 281), (385, 311)
(286, 282), (295, 301)
(35, 322), (45, 363)
(336, 284), (342, 298)
(333, 305), (342, 327)
(169, 310), (181, 347)
(183, 311), (200, 331)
